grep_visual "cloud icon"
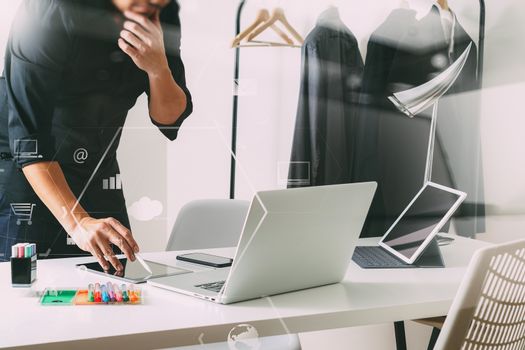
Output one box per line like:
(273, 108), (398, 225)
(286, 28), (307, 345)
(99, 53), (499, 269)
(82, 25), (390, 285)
(128, 197), (163, 222)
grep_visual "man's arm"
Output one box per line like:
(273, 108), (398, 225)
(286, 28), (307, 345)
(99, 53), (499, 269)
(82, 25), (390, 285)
(22, 162), (139, 270)
(118, 11), (188, 125)
(148, 67), (187, 125)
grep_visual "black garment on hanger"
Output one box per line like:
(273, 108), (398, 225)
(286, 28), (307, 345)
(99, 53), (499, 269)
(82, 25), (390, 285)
(354, 6), (484, 238)
(288, 9), (364, 188)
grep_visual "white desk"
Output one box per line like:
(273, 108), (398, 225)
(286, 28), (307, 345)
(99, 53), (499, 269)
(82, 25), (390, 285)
(0, 236), (490, 350)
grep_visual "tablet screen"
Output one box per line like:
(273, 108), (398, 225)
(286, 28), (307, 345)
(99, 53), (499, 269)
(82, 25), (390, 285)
(78, 258), (189, 283)
(381, 185), (462, 260)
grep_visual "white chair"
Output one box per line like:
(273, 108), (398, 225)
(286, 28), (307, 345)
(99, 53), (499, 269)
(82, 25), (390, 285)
(166, 199), (250, 251)
(433, 238), (525, 350)
(166, 199), (301, 350)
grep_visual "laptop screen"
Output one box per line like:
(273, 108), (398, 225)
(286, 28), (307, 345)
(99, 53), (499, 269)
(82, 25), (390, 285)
(381, 184), (463, 260)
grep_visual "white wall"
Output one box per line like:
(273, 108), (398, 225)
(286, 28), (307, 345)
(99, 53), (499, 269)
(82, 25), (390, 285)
(117, 98), (169, 252)
(483, 0), (525, 88)
(0, 0), (22, 72)
(473, 0), (525, 243)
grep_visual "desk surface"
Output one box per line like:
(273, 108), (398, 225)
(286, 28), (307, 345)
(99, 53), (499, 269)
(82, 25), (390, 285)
(0, 236), (490, 350)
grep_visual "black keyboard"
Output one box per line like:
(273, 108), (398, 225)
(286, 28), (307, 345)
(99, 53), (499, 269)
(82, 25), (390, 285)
(195, 280), (225, 293)
(352, 246), (415, 269)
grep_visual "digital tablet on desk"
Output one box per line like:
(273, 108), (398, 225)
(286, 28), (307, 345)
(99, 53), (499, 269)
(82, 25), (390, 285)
(378, 182), (466, 264)
(353, 182), (466, 269)
(77, 258), (190, 283)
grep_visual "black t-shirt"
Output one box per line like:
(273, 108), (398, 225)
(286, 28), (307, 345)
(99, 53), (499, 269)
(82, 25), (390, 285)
(4, 0), (192, 164)
(2, 0), (192, 192)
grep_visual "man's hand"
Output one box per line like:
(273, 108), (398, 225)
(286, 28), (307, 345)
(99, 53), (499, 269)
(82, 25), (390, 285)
(70, 216), (139, 271)
(118, 10), (169, 77)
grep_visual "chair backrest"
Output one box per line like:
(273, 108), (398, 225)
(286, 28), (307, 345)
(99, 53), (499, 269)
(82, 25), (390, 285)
(166, 199), (250, 251)
(435, 238), (525, 350)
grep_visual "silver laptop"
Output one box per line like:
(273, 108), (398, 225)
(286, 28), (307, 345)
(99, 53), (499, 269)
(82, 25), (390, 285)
(148, 182), (377, 304)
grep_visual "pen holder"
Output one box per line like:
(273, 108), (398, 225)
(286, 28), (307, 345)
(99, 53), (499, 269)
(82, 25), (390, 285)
(11, 255), (37, 287)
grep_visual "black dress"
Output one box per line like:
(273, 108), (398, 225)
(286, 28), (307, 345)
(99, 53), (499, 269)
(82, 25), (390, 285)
(288, 9), (364, 187)
(0, 0), (192, 260)
(354, 6), (484, 237)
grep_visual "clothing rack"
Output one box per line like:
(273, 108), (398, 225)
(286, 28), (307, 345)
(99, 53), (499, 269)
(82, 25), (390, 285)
(229, 0), (486, 199)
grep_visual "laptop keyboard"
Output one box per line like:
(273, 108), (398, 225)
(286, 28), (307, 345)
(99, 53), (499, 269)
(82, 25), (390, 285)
(352, 246), (414, 269)
(195, 280), (225, 293)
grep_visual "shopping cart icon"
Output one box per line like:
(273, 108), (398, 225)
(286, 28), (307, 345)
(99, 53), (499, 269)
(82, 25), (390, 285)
(10, 203), (36, 225)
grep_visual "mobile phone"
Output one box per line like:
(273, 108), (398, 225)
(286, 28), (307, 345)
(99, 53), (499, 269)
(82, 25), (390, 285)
(176, 253), (233, 268)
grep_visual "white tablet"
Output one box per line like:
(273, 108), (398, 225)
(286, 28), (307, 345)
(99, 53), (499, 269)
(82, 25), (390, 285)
(378, 182), (466, 264)
(77, 258), (190, 283)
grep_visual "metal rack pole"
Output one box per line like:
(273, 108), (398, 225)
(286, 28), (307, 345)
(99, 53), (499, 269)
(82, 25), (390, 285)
(472, 0), (486, 234)
(230, 0), (247, 199)
(478, 0), (485, 88)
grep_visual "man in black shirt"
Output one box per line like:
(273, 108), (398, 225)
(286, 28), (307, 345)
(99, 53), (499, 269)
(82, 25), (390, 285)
(0, 0), (193, 270)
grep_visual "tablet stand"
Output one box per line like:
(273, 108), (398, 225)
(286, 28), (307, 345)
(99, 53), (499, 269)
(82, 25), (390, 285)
(413, 238), (444, 268)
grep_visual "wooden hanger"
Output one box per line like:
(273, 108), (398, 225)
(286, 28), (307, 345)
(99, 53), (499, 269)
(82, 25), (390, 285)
(232, 9), (294, 48)
(437, 0), (449, 11)
(246, 8), (304, 46)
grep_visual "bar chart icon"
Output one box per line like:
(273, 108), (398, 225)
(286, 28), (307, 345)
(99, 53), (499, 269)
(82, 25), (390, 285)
(102, 174), (122, 190)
